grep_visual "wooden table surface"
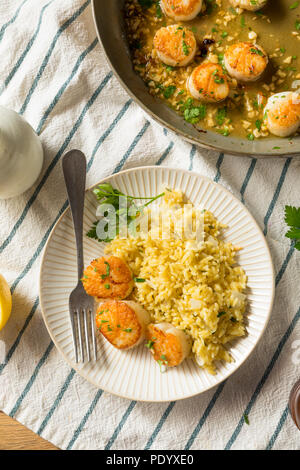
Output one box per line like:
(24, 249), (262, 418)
(0, 411), (59, 450)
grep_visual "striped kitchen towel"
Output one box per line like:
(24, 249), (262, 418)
(0, 0), (299, 450)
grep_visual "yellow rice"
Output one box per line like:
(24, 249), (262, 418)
(105, 189), (247, 374)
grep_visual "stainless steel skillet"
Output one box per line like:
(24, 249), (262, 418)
(91, 0), (300, 158)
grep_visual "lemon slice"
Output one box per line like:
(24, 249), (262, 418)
(0, 274), (12, 331)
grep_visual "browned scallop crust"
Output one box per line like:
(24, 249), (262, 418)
(154, 25), (196, 65)
(96, 301), (143, 349)
(146, 324), (184, 367)
(267, 95), (300, 128)
(190, 62), (229, 101)
(162, 0), (202, 17)
(225, 42), (267, 79)
(82, 256), (134, 299)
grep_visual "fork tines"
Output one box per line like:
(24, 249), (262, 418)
(71, 309), (97, 363)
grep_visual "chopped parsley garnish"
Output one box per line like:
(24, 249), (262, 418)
(230, 317), (238, 323)
(184, 106), (206, 123)
(104, 284), (110, 289)
(124, 328), (132, 333)
(182, 98), (206, 124)
(213, 70), (225, 84)
(255, 119), (262, 131)
(214, 76), (225, 84)
(296, 20), (300, 30)
(164, 64), (174, 72)
(182, 40), (190, 56)
(155, 1), (163, 18)
(247, 133), (255, 141)
(217, 311), (226, 317)
(134, 277), (146, 282)
(244, 413), (250, 425)
(289, 1), (299, 9)
(221, 31), (228, 38)
(146, 340), (155, 349)
(240, 15), (246, 28)
(216, 107), (227, 126)
(101, 261), (110, 279)
(218, 128), (230, 136)
(284, 206), (300, 250)
(218, 53), (224, 64)
(157, 355), (168, 371)
(250, 48), (264, 56)
(163, 85), (176, 99)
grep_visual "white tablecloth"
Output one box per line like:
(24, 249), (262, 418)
(0, 0), (299, 450)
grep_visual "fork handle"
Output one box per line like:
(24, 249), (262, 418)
(62, 150), (87, 280)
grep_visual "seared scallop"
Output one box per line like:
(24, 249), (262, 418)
(224, 42), (268, 82)
(229, 0), (267, 11)
(96, 300), (150, 350)
(146, 322), (192, 367)
(82, 256), (134, 300)
(187, 62), (229, 102)
(264, 92), (300, 137)
(160, 0), (203, 21)
(154, 25), (196, 67)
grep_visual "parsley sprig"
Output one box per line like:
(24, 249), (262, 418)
(87, 183), (164, 242)
(181, 98), (206, 124)
(284, 206), (300, 250)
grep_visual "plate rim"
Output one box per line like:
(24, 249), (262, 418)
(39, 165), (275, 402)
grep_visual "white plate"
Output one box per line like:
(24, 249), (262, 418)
(39, 166), (275, 402)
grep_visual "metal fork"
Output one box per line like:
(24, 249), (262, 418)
(62, 149), (97, 363)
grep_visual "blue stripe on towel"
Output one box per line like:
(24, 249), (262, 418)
(19, 0), (90, 115)
(0, 72), (112, 255)
(0, 1), (55, 94)
(225, 305), (300, 450)
(0, 0), (29, 42)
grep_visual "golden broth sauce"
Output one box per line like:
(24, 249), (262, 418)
(124, 0), (300, 139)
